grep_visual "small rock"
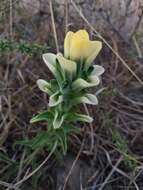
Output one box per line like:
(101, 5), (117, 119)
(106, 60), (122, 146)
(56, 155), (92, 190)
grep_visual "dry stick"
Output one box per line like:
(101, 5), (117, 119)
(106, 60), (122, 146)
(103, 148), (140, 190)
(130, 6), (143, 39)
(0, 97), (16, 146)
(13, 142), (57, 188)
(0, 180), (14, 189)
(0, 116), (16, 146)
(15, 149), (26, 188)
(113, 165), (140, 190)
(127, 169), (142, 190)
(62, 137), (85, 190)
(65, 0), (69, 34)
(125, 0), (132, 17)
(83, 178), (123, 190)
(9, 0), (13, 39)
(0, 0), (18, 14)
(49, 0), (59, 52)
(98, 156), (123, 190)
(131, 6), (143, 59)
(3, 0), (14, 142)
(71, 0), (143, 86)
(5, 0), (14, 87)
(117, 90), (143, 106)
(132, 36), (142, 58)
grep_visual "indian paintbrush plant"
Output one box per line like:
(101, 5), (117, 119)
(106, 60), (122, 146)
(29, 30), (105, 156)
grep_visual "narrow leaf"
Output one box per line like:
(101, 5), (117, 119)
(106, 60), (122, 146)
(62, 124), (80, 134)
(42, 53), (57, 76)
(72, 77), (100, 91)
(49, 91), (63, 107)
(66, 113), (93, 123)
(57, 53), (77, 80)
(37, 79), (52, 94)
(30, 111), (53, 123)
(53, 111), (66, 129)
(74, 93), (98, 105)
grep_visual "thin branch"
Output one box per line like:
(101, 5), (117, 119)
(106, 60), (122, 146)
(98, 155), (123, 190)
(65, 0), (69, 34)
(49, 0), (59, 52)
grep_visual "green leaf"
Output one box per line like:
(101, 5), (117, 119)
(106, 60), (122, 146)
(42, 53), (57, 77)
(55, 130), (67, 155)
(72, 77), (100, 91)
(37, 79), (52, 95)
(57, 53), (77, 80)
(14, 139), (32, 147)
(42, 53), (64, 85)
(15, 132), (49, 150)
(31, 132), (49, 149)
(30, 111), (53, 123)
(0, 152), (15, 164)
(53, 124), (80, 155)
(62, 124), (80, 134)
(49, 91), (63, 107)
(55, 59), (66, 85)
(73, 93), (98, 105)
(66, 113), (93, 123)
(50, 79), (59, 92)
(53, 110), (66, 129)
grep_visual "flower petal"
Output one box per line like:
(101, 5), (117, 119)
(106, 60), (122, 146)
(73, 30), (89, 40)
(70, 39), (87, 61)
(85, 41), (102, 70)
(64, 31), (74, 58)
(69, 30), (90, 61)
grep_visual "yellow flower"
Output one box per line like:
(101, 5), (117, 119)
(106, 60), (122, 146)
(64, 30), (102, 68)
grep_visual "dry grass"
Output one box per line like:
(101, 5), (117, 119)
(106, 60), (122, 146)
(0, 0), (143, 190)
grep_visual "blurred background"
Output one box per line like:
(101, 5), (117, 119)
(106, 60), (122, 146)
(0, 0), (143, 189)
